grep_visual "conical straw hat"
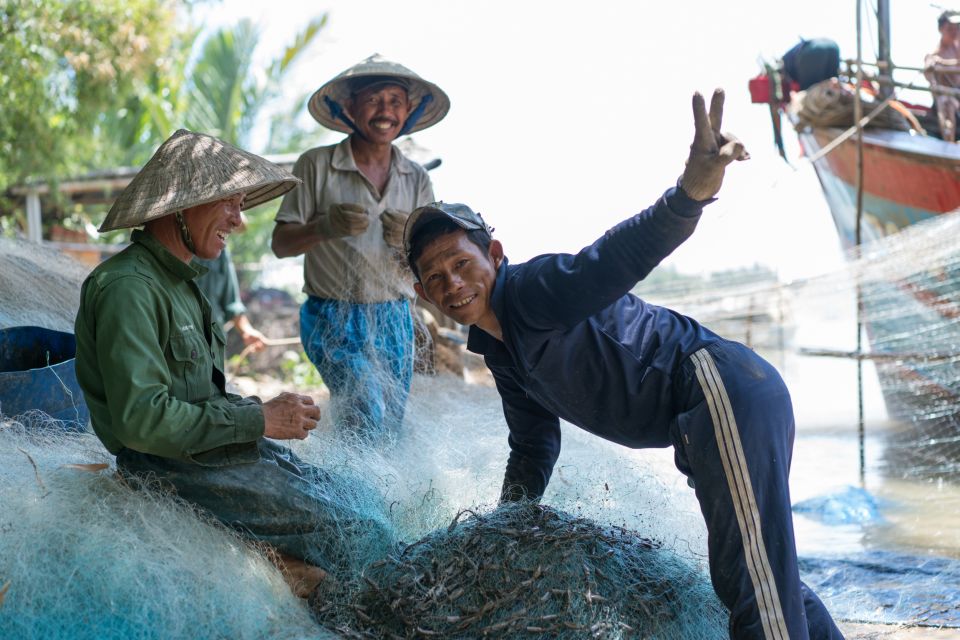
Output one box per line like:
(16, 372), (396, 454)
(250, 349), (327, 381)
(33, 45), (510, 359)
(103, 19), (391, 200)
(307, 54), (450, 135)
(99, 129), (301, 232)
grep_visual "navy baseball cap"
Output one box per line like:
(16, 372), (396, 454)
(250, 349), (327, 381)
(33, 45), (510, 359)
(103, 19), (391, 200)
(403, 202), (494, 256)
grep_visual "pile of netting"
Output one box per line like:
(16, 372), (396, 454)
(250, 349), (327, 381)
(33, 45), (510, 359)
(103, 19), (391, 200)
(0, 418), (329, 640)
(0, 237), (90, 332)
(788, 78), (916, 132)
(313, 503), (725, 639)
(0, 373), (725, 639)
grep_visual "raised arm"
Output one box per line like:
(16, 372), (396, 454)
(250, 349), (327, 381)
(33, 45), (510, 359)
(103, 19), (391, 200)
(511, 89), (748, 329)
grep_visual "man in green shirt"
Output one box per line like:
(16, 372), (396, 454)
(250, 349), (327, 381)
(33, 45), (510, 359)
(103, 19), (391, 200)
(75, 129), (389, 596)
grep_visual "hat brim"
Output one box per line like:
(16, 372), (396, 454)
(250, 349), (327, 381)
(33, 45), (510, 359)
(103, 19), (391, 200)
(98, 130), (300, 232)
(308, 67), (450, 135)
(403, 204), (486, 255)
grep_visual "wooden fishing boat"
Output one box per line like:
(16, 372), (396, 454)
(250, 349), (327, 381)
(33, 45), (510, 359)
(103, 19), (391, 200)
(750, 2), (960, 478)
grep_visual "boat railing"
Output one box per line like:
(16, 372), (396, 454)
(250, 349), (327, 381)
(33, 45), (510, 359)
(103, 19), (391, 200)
(844, 58), (960, 100)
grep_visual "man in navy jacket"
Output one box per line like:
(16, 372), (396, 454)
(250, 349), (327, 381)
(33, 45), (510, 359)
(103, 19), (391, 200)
(403, 90), (844, 639)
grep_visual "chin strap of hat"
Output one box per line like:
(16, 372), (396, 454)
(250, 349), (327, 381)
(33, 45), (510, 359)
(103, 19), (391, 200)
(398, 94), (434, 136)
(175, 211), (197, 255)
(323, 96), (368, 141)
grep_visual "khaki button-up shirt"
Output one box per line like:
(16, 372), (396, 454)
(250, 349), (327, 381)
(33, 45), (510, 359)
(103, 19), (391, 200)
(275, 137), (435, 303)
(75, 230), (264, 466)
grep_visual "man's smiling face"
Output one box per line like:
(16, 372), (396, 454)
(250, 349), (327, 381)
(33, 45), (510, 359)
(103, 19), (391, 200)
(413, 229), (503, 332)
(184, 193), (244, 260)
(348, 83), (411, 145)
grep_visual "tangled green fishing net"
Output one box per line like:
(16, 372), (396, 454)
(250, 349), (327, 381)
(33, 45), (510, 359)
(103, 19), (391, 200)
(313, 502), (727, 639)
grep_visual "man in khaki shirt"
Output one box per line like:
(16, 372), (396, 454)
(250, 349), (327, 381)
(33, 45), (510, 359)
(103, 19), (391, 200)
(272, 54), (450, 437)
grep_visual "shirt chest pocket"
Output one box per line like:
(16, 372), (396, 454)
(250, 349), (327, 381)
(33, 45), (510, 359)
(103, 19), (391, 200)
(169, 333), (213, 402)
(210, 323), (227, 368)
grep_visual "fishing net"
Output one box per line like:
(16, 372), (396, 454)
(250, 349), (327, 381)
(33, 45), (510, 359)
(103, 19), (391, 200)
(0, 237), (90, 332)
(0, 367), (727, 639)
(312, 503), (725, 639)
(637, 207), (960, 483)
(0, 419), (329, 640)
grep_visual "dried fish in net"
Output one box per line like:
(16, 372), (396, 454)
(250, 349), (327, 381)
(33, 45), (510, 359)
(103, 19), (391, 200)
(312, 503), (726, 639)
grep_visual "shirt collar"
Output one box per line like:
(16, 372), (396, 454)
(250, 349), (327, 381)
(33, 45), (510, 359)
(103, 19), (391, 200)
(331, 136), (416, 175)
(466, 257), (510, 356)
(131, 228), (203, 281)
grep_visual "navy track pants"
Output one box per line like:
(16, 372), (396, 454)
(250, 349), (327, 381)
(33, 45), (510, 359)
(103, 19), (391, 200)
(671, 341), (844, 640)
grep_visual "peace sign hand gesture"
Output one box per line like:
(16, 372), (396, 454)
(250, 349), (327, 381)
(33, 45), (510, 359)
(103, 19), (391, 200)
(679, 89), (749, 202)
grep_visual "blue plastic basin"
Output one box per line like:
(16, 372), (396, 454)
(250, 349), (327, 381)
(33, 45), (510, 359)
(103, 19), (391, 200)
(0, 325), (89, 430)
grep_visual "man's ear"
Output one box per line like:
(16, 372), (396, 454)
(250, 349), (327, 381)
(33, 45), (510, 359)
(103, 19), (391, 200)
(414, 281), (426, 300)
(489, 240), (504, 268)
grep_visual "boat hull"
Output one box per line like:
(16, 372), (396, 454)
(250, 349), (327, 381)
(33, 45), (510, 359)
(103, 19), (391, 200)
(801, 127), (960, 246)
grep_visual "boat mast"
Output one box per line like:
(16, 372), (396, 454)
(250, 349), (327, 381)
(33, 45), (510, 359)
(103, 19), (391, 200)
(855, 0), (867, 484)
(877, 0), (892, 97)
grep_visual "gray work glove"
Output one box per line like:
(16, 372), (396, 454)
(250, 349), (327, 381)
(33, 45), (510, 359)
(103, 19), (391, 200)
(316, 202), (369, 238)
(380, 208), (409, 250)
(679, 89), (749, 201)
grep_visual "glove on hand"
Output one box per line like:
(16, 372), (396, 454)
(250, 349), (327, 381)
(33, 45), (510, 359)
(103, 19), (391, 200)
(317, 203), (369, 238)
(679, 89), (749, 201)
(380, 208), (409, 250)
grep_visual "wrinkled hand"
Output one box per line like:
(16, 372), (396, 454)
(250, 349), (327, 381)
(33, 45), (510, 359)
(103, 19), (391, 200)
(679, 89), (749, 201)
(316, 203), (369, 238)
(262, 392), (320, 440)
(380, 208), (409, 250)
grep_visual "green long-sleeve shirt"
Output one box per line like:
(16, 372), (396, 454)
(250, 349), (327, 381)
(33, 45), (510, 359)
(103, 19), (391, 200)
(75, 229), (264, 466)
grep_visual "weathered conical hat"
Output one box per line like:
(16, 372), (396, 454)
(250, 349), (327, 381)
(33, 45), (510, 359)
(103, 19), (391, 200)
(307, 54), (450, 135)
(98, 129), (301, 232)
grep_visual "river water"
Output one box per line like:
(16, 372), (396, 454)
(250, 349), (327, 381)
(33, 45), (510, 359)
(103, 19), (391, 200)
(750, 301), (960, 628)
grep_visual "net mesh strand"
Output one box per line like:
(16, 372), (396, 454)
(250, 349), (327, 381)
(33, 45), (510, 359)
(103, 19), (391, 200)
(0, 374), (725, 639)
(635, 207), (960, 481)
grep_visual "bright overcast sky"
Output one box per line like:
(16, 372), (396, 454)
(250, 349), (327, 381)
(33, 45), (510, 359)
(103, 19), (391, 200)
(195, 0), (938, 281)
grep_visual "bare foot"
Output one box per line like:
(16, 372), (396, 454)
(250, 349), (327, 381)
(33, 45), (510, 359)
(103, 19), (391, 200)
(267, 549), (328, 598)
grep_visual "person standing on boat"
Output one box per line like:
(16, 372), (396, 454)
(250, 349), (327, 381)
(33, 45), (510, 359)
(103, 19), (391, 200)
(404, 89), (845, 639)
(271, 54), (449, 438)
(924, 10), (960, 142)
(74, 129), (392, 598)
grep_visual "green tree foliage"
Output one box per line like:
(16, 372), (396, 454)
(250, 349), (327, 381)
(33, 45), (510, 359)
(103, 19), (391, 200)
(178, 15), (329, 267)
(0, 0), (179, 193)
(183, 15), (327, 151)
